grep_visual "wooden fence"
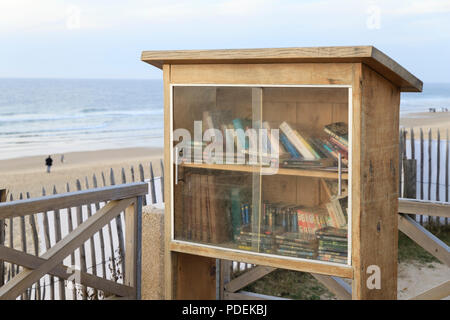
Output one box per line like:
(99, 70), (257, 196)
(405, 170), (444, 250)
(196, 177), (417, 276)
(0, 182), (147, 300)
(2, 129), (449, 300)
(0, 160), (162, 300)
(400, 127), (449, 226)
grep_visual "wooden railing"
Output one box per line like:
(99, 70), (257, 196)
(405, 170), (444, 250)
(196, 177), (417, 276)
(0, 182), (147, 300)
(219, 199), (450, 300)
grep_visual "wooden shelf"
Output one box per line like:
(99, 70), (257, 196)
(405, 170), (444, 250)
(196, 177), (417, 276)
(180, 162), (349, 180)
(170, 240), (353, 279)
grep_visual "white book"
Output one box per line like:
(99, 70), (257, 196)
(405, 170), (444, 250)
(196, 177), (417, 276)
(279, 122), (315, 160)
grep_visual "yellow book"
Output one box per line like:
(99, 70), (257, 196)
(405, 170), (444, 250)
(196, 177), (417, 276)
(293, 130), (321, 159)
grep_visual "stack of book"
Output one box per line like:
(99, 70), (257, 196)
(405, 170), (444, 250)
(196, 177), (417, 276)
(325, 195), (348, 229)
(235, 227), (275, 253)
(262, 202), (299, 235)
(275, 232), (318, 259)
(182, 173), (230, 244)
(279, 121), (334, 169)
(297, 207), (330, 236)
(316, 227), (348, 264)
(322, 122), (349, 166)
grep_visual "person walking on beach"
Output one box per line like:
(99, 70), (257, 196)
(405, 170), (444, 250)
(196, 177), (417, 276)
(45, 155), (53, 173)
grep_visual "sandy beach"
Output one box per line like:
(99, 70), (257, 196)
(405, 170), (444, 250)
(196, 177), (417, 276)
(0, 147), (163, 199)
(400, 111), (450, 139)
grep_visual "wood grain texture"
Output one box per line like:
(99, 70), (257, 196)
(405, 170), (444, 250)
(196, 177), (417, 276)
(175, 252), (216, 300)
(311, 273), (352, 300)
(399, 198), (450, 218)
(180, 163), (348, 180)
(0, 245), (134, 298)
(171, 63), (354, 86)
(409, 280), (450, 300)
(351, 64), (401, 300)
(170, 241), (353, 279)
(0, 183), (147, 219)
(224, 266), (275, 293)
(0, 198), (134, 300)
(141, 46), (422, 92)
(398, 214), (450, 266)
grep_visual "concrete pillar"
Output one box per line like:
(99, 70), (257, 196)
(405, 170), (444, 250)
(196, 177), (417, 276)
(141, 204), (165, 300)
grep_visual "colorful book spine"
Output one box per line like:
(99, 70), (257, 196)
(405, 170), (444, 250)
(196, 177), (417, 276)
(279, 132), (301, 158)
(232, 118), (248, 150)
(293, 130), (321, 159)
(279, 122), (315, 160)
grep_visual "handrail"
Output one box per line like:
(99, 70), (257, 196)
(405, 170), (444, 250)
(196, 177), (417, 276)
(398, 198), (450, 218)
(0, 182), (148, 219)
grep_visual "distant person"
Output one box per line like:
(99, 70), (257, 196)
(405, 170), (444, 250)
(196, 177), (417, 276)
(61, 154), (64, 163)
(45, 155), (53, 173)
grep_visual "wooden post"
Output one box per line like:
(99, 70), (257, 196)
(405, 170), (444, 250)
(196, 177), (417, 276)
(124, 199), (138, 299)
(75, 180), (88, 299)
(150, 162), (157, 204)
(420, 128), (424, 225)
(138, 164), (147, 206)
(65, 183), (77, 300)
(403, 159), (417, 199)
(0, 189), (6, 287)
(111, 168), (126, 278)
(446, 130), (449, 225)
(92, 174), (108, 280)
(41, 188), (55, 300)
(436, 130), (441, 226)
(26, 192), (41, 300)
(351, 64), (399, 300)
(83, 179), (98, 299)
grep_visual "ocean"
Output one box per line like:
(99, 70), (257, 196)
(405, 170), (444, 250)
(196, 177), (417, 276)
(0, 79), (449, 160)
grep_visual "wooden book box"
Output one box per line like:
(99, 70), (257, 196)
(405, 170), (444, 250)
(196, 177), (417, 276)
(141, 46), (422, 300)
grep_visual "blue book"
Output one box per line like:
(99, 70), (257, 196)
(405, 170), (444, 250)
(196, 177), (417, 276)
(280, 132), (301, 158)
(232, 118), (248, 150)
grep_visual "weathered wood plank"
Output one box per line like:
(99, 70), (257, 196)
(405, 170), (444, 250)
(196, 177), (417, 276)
(0, 183), (148, 219)
(150, 162), (157, 204)
(311, 273), (352, 300)
(75, 180), (88, 299)
(41, 187), (54, 300)
(410, 280), (450, 300)
(0, 191), (6, 287)
(92, 175), (107, 280)
(160, 159), (164, 203)
(446, 130), (449, 225)
(26, 192), (41, 300)
(398, 198), (450, 218)
(84, 178), (98, 299)
(65, 183), (77, 300)
(51, 186), (65, 300)
(100, 174), (117, 281)
(124, 199), (137, 299)
(420, 128), (424, 224)
(0, 245), (134, 298)
(0, 198), (134, 300)
(224, 266), (275, 293)
(224, 290), (290, 300)
(398, 213), (450, 266)
(138, 164), (147, 206)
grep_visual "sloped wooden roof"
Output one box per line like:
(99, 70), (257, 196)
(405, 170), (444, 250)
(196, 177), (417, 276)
(141, 46), (422, 92)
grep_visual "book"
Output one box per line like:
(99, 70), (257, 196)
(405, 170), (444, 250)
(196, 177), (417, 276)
(230, 188), (242, 240)
(279, 132), (301, 158)
(279, 122), (316, 160)
(324, 122), (348, 146)
(263, 121), (289, 158)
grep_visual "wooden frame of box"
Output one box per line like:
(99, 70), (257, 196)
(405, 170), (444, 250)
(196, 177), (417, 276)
(141, 46), (422, 300)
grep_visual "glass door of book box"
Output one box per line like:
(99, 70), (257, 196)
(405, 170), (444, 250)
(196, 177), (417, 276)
(172, 85), (351, 266)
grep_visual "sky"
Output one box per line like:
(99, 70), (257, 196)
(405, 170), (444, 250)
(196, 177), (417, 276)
(1, 0), (450, 82)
